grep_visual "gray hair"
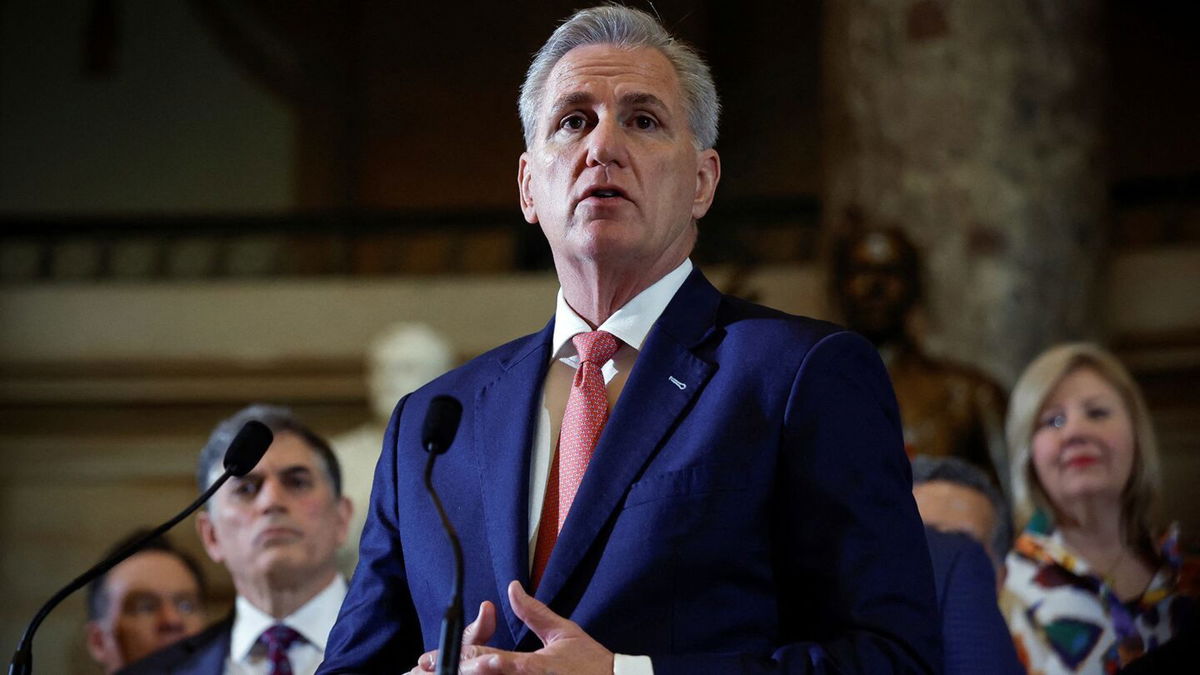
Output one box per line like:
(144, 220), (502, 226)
(518, 4), (720, 150)
(912, 454), (1014, 569)
(197, 404), (342, 497)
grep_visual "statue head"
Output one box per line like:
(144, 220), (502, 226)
(831, 226), (922, 346)
(366, 323), (455, 422)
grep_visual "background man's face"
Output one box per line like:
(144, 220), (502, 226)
(518, 44), (718, 274)
(912, 479), (997, 558)
(198, 431), (351, 589)
(86, 551), (206, 673)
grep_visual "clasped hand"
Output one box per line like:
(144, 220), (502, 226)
(410, 580), (614, 675)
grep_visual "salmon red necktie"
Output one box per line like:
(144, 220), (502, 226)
(531, 330), (619, 587)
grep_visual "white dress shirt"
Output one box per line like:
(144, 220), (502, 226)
(529, 259), (692, 675)
(225, 575), (347, 675)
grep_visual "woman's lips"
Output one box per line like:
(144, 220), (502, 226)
(1064, 456), (1099, 469)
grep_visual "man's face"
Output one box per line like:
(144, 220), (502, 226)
(85, 551), (206, 673)
(198, 431), (351, 591)
(912, 480), (997, 557)
(518, 44), (719, 280)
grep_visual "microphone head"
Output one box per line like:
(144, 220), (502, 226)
(422, 395), (463, 454)
(223, 420), (273, 477)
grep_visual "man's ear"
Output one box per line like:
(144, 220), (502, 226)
(691, 148), (721, 220)
(85, 620), (113, 666)
(196, 511), (225, 564)
(518, 152), (539, 224)
(334, 495), (353, 548)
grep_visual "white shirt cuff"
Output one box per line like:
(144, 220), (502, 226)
(613, 653), (654, 675)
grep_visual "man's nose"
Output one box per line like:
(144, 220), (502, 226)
(156, 602), (185, 631)
(255, 477), (288, 512)
(585, 115), (627, 168)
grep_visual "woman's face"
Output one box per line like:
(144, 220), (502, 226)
(1030, 366), (1137, 513)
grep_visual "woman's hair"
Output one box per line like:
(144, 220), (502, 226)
(1006, 342), (1161, 549)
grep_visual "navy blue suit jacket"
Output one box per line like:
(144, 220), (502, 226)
(319, 269), (941, 674)
(117, 615), (231, 675)
(924, 528), (1022, 675)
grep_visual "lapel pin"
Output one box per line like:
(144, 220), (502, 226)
(668, 376), (687, 390)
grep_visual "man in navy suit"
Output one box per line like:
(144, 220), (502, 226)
(319, 6), (940, 674)
(924, 528), (1023, 675)
(121, 406), (352, 674)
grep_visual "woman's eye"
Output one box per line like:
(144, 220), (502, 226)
(1040, 414), (1066, 429)
(1087, 407), (1111, 420)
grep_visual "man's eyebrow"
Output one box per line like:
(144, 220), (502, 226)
(549, 91), (595, 114)
(621, 92), (668, 111)
(548, 91), (670, 113)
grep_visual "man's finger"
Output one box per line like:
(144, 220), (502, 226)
(463, 600), (497, 646)
(418, 644), (503, 672)
(506, 580), (574, 645)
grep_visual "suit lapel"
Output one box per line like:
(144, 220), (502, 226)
(473, 320), (554, 647)
(530, 270), (722, 626)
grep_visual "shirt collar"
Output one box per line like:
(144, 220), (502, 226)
(551, 258), (692, 359)
(229, 575), (347, 661)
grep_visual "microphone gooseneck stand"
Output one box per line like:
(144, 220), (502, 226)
(425, 449), (465, 675)
(421, 395), (465, 675)
(8, 420), (273, 675)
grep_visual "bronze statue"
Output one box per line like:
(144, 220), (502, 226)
(832, 226), (1010, 495)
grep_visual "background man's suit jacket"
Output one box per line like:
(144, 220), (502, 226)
(319, 268), (942, 674)
(117, 615), (232, 675)
(924, 528), (1023, 675)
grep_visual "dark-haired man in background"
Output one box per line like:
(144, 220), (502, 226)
(85, 530), (208, 674)
(122, 404), (351, 675)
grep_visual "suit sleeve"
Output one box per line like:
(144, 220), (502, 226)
(940, 536), (1023, 675)
(652, 331), (943, 674)
(318, 395), (424, 673)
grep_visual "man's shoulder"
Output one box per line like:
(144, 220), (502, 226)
(711, 291), (863, 358)
(116, 615), (232, 675)
(399, 321), (552, 406)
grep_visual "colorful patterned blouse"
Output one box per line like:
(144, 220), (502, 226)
(1001, 513), (1197, 674)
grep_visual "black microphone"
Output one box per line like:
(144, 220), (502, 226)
(421, 396), (464, 675)
(8, 420), (273, 675)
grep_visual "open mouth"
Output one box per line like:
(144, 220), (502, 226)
(582, 186), (628, 202)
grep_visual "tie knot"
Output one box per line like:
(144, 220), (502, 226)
(259, 624), (303, 652)
(572, 330), (618, 365)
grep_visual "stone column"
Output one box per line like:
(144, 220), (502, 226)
(822, 0), (1108, 384)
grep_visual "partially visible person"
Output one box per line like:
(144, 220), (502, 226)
(1002, 343), (1197, 673)
(332, 322), (454, 575)
(120, 404), (352, 675)
(832, 226), (1009, 493)
(85, 529), (208, 674)
(924, 528), (1023, 675)
(912, 453), (1013, 584)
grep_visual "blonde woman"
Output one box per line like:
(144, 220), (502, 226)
(1001, 343), (1196, 673)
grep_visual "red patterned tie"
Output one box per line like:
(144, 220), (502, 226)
(259, 624), (303, 675)
(532, 330), (619, 587)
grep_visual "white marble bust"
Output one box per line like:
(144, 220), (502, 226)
(333, 322), (455, 573)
